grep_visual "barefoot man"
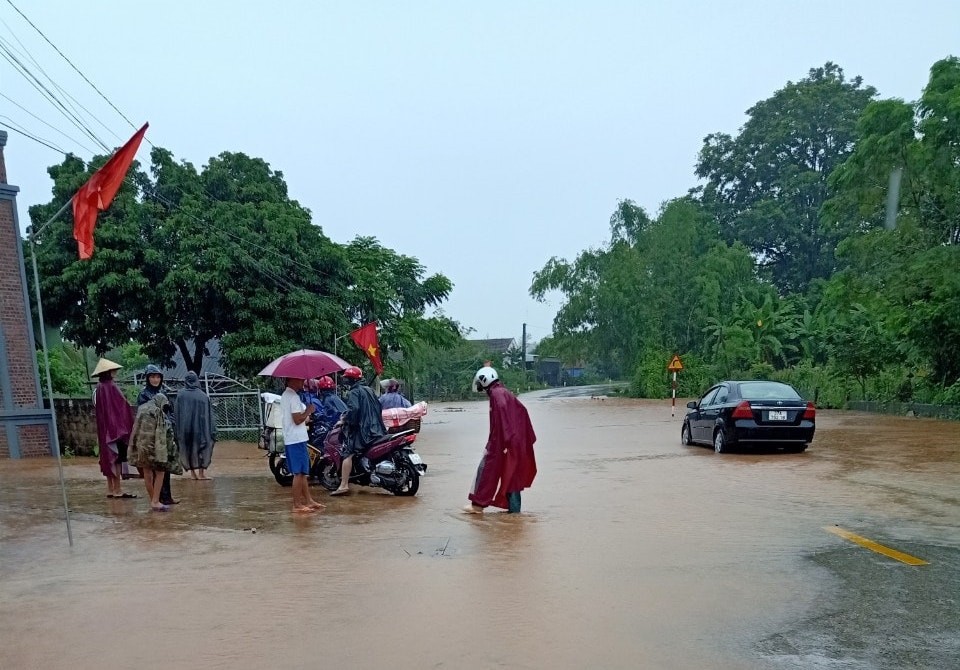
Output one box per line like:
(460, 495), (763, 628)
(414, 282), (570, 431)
(280, 377), (324, 514)
(464, 366), (537, 514)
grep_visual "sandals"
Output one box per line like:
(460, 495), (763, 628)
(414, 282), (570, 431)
(107, 493), (138, 499)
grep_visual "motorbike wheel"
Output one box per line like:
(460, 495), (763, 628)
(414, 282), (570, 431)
(269, 452), (293, 487)
(317, 462), (341, 492)
(389, 459), (420, 497)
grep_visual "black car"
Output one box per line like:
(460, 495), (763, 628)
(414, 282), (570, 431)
(681, 380), (815, 453)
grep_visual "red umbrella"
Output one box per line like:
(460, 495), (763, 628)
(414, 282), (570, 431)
(258, 349), (353, 379)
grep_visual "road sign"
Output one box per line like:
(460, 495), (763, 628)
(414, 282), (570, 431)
(667, 354), (683, 372)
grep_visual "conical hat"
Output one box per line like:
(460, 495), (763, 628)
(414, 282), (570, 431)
(91, 358), (122, 377)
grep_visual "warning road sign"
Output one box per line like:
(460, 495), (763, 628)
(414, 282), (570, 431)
(667, 355), (683, 372)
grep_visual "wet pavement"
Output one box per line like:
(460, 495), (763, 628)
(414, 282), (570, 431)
(1, 390), (958, 669)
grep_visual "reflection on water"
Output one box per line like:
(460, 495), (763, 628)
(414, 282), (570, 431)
(1, 400), (957, 669)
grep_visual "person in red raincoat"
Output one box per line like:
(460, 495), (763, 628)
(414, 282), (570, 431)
(464, 366), (537, 514)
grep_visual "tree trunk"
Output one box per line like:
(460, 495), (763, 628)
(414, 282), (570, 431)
(175, 337), (208, 374)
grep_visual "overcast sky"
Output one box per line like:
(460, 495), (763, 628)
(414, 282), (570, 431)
(2, 1), (958, 347)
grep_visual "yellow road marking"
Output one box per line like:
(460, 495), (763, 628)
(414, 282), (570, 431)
(825, 526), (929, 566)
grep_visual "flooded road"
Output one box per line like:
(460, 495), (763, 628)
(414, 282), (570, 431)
(2, 392), (958, 669)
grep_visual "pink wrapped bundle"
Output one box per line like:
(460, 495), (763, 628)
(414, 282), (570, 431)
(382, 401), (428, 428)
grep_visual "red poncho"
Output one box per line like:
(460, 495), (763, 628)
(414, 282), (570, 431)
(469, 382), (537, 509)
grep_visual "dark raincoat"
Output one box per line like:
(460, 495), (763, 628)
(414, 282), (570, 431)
(319, 390), (348, 428)
(344, 383), (386, 454)
(175, 372), (217, 470)
(469, 381), (537, 509)
(136, 364), (169, 409)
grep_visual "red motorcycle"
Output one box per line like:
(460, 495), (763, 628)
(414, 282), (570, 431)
(313, 424), (425, 496)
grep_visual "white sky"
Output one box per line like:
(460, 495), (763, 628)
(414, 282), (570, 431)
(2, 1), (958, 346)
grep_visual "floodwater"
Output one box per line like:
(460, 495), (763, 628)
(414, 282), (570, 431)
(1, 392), (958, 669)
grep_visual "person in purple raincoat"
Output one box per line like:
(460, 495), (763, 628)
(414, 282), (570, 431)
(92, 358), (136, 499)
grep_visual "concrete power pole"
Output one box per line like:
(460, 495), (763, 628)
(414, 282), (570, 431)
(521, 322), (527, 383)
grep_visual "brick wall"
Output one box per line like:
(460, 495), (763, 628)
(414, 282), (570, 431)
(0, 191), (40, 408)
(50, 398), (137, 457)
(0, 130), (55, 458)
(54, 398), (100, 456)
(17, 424), (51, 457)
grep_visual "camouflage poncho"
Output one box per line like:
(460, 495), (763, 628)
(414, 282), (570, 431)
(128, 394), (182, 474)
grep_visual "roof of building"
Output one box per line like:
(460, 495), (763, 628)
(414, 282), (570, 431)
(467, 338), (517, 354)
(144, 339), (227, 380)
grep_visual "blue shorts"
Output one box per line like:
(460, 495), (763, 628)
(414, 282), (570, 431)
(284, 442), (310, 475)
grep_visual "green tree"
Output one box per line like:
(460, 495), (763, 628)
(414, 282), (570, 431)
(824, 57), (960, 388)
(827, 303), (896, 398)
(340, 236), (459, 391)
(28, 148), (453, 380)
(696, 62), (877, 292)
(531, 198), (768, 381)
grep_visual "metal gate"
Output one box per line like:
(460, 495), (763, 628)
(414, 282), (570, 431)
(123, 372), (265, 443)
(208, 390), (263, 441)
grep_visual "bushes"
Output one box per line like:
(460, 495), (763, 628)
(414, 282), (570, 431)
(773, 363), (852, 408)
(630, 351), (717, 399)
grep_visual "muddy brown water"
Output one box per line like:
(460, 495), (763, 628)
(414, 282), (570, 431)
(1, 394), (958, 669)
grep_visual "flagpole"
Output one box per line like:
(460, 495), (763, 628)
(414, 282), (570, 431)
(32, 198), (73, 239)
(333, 333), (346, 357)
(28, 215), (73, 547)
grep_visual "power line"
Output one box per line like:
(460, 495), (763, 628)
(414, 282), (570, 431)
(0, 91), (97, 154)
(0, 4), (339, 297)
(0, 18), (123, 144)
(0, 118), (68, 154)
(4, 0), (139, 133)
(142, 187), (314, 295)
(0, 41), (109, 151)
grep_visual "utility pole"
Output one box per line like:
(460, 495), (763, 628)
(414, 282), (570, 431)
(521, 322), (527, 384)
(885, 167), (903, 230)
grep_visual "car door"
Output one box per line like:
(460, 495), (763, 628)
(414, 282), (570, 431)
(698, 384), (729, 442)
(692, 386), (720, 442)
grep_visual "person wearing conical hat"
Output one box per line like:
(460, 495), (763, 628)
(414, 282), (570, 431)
(92, 358), (136, 499)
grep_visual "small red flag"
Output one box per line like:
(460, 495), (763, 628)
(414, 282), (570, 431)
(349, 322), (384, 374)
(72, 123), (149, 259)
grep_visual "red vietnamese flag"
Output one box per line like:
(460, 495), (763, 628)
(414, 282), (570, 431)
(349, 322), (384, 374)
(72, 123), (149, 259)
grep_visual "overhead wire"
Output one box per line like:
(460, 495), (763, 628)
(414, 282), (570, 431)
(4, 0), (139, 134)
(0, 118), (69, 153)
(2, 3), (338, 297)
(0, 39), (109, 151)
(143, 187), (317, 294)
(0, 91), (97, 154)
(0, 17), (123, 145)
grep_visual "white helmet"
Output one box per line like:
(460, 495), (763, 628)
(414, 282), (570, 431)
(473, 366), (499, 391)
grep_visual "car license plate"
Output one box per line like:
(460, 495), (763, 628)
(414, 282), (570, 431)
(767, 410), (788, 421)
(407, 452), (423, 465)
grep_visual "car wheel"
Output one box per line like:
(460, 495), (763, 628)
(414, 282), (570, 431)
(713, 429), (727, 454)
(681, 423), (693, 446)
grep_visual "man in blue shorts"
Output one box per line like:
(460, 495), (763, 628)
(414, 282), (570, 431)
(281, 377), (325, 514)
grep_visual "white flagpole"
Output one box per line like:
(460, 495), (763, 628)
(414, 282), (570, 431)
(29, 201), (74, 546)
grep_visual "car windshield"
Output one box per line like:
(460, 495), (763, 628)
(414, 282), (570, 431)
(738, 381), (802, 400)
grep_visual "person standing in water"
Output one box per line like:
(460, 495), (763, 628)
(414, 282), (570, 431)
(92, 358), (136, 499)
(137, 364), (178, 504)
(280, 377), (324, 513)
(175, 371), (217, 480)
(464, 366), (537, 514)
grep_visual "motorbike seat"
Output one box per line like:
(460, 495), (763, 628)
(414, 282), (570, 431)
(369, 429), (414, 446)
